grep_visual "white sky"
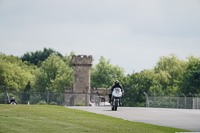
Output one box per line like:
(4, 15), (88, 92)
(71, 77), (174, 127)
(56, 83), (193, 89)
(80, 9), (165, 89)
(0, 0), (200, 75)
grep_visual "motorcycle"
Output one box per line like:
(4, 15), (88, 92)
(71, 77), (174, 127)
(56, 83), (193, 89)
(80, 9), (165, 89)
(111, 87), (123, 111)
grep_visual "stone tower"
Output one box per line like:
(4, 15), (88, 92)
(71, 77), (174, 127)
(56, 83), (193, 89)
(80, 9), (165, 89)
(71, 55), (93, 106)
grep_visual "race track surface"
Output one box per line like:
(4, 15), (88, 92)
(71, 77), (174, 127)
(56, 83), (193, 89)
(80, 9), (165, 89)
(67, 106), (200, 132)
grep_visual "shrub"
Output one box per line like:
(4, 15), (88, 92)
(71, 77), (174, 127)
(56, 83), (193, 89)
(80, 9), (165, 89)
(49, 101), (57, 105)
(37, 100), (47, 105)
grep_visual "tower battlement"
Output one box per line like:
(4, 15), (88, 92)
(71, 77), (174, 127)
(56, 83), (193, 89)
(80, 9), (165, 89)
(71, 55), (92, 66)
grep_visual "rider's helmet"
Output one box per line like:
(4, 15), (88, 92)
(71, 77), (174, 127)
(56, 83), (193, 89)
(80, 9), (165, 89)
(11, 97), (15, 100)
(115, 80), (119, 86)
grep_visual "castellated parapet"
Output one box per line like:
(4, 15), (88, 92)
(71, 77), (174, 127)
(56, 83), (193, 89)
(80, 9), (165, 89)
(71, 55), (93, 66)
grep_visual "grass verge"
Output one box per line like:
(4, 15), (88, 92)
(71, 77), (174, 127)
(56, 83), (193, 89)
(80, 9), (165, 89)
(0, 105), (189, 133)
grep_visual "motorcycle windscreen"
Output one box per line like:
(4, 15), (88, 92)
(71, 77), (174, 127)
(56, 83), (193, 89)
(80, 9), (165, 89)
(112, 88), (122, 97)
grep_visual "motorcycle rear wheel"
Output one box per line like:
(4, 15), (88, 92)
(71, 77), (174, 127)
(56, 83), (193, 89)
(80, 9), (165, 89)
(112, 105), (114, 110)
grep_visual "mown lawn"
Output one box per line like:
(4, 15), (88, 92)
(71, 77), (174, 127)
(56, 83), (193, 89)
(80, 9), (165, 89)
(0, 105), (189, 133)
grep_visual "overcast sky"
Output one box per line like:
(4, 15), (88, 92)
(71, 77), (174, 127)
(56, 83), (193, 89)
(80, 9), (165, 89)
(0, 0), (200, 74)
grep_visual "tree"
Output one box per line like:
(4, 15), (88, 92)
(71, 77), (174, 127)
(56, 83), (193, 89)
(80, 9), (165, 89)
(120, 72), (140, 106)
(62, 51), (75, 66)
(154, 54), (186, 95)
(0, 53), (36, 91)
(180, 56), (200, 94)
(21, 48), (63, 66)
(121, 70), (163, 107)
(34, 54), (73, 92)
(91, 56), (125, 88)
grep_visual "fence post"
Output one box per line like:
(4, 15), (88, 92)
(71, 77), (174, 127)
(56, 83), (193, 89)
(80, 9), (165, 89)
(189, 93), (194, 109)
(194, 94), (198, 109)
(19, 90), (21, 104)
(169, 94), (171, 108)
(177, 96), (179, 109)
(153, 93), (155, 107)
(4, 90), (7, 104)
(143, 92), (149, 107)
(47, 91), (49, 104)
(182, 94), (186, 109)
(60, 91), (62, 106)
(19, 87), (21, 104)
(161, 94), (164, 108)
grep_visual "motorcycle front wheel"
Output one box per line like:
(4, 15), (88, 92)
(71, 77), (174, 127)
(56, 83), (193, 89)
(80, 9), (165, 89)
(114, 100), (118, 111)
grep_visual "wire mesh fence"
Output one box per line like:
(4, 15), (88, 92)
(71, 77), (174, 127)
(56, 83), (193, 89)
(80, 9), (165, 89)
(0, 90), (65, 106)
(0, 90), (108, 106)
(144, 93), (200, 109)
(2, 89), (199, 109)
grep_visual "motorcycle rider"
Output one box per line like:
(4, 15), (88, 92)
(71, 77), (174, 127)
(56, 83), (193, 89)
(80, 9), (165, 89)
(109, 80), (124, 103)
(9, 97), (17, 104)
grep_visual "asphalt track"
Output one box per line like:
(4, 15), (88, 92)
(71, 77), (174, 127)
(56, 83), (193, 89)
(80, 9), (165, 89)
(67, 106), (200, 132)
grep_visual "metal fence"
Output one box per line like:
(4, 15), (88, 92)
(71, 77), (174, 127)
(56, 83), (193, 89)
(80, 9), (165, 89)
(0, 90), (108, 106)
(143, 92), (200, 109)
(0, 90), (65, 106)
(3, 89), (199, 109)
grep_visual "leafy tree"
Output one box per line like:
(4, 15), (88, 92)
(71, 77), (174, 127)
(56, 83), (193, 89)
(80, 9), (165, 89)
(91, 56), (125, 88)
(34, 54), (73, 92)
(63, 51), (75, 66)
(121, 73), (140, 106)
(121, 70), (163, 107)
(154, 54), (186, 95)
(21, 48), (63, 66)
(0, 53), (36, 91)
(121, 54), (187, 107)
(180, 56), (200, 94)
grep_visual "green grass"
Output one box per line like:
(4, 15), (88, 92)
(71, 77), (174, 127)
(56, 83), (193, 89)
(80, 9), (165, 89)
(0, 105), (189, 133)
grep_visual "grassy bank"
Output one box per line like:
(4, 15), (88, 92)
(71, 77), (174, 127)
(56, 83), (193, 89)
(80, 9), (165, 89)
(0, 105), (189, 133)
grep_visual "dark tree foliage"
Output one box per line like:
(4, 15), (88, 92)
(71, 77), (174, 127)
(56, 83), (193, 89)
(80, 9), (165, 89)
(21, 48), (63, 66)
(180, 56), (200, 94)
(121, 73), (140, 106)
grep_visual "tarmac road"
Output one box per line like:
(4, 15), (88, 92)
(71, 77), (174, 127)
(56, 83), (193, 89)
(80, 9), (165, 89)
(67, 106), (200, 132)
